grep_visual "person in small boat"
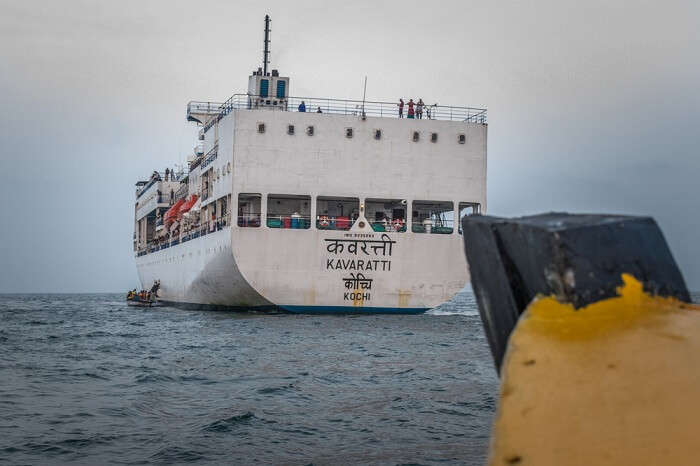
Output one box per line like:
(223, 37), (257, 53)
(150, 281), (160, 297)
(298, 101), (306, 112)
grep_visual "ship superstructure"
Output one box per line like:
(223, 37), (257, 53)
(133, 16), (487, 313)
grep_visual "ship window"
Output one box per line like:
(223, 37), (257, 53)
(288, 124), (295, 135)
(316, 196), (359, 231)
(431, 132), (438, 143)
(258, 123), (265, 133)
(306, 125), (314, 136)
(458, 133), (466, 144)
(218, 195), (229, 228)
(267, 194), (311, 229)
(412, 201), (454, 234)
(366, 199), (407, 233)
(345, 128), (353, 138)
(238, 193), (261, 228)
(260, 79), (269, 98)
(276, 80), (286, 98)
(458, 202), (481, 234)
(374, 129), (381, 140)
(412, 131), (420, 142)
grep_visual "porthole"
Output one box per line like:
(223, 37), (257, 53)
(306, 125), (314, 136)
(412, 131), (420, 142)
(257, 122), (265, 133)
(345, 128), (353, 138)
(374, 129), (382, 140)
(458, 133), (466, 144)
(431, 132), (438, 143)
(288, 124), (295, 135)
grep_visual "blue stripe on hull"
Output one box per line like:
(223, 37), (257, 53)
(280, 305), (429, 314)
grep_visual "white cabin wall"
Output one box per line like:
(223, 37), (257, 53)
(199, 115), (235, 210)
(230, 110), (486, 214)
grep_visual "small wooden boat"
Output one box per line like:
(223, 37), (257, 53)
(126, 297), (161, 307)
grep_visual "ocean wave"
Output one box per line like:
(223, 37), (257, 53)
(202, 412), (255, 432)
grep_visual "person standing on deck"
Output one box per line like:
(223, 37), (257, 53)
(398, 98), (404, 118)
(407, 99), (415, 119)
(416, 99), (424, 119)
(298, 101), (306, 112)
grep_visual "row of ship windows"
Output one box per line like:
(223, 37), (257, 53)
(257, 123), (467, 144)
(237, 194), (481, 234)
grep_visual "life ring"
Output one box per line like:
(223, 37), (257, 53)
(319, 215), (330, 228)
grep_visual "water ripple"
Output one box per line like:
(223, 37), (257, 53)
(0, 291), (503, 464)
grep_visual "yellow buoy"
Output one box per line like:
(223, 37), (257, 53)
(490, 274), (700, 466)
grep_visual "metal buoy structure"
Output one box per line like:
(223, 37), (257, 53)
(461, 213), (699, 465)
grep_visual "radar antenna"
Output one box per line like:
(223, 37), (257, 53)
(263, 15), (271, 76)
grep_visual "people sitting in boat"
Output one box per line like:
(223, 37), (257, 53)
(298, 101), (306, 112)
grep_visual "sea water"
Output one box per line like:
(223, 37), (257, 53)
(0, 291), (498, 465)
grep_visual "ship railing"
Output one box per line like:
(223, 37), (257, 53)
(411, 218), (454, 234)
(266, 214), (312, 229)
(187, 101), (224, 119)
(136, 169), (190, 199)
(237, 213), (261, 227)
(189, 94), (487, 133)
(174, 184), (189, 202)
(136, 213), (233, 256)
(368, 219), (407, 233)
(315, 215), (356, 231)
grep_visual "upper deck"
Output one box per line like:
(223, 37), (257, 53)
(187, 94), (487, 134)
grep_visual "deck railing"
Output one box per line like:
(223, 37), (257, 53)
(188, 94), (487, 133)
(136, 213), (232, 256)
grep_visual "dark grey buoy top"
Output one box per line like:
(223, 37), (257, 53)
(461, 212), (690, 372)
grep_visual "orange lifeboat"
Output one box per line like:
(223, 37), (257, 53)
(164, 199), (185, 226)
(178, 195), (199, 218)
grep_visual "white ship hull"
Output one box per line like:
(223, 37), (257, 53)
(136, 222), (468, 313)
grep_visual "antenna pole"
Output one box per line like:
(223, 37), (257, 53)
(362, 76), (367, 118)
(263, 15), (271, 76)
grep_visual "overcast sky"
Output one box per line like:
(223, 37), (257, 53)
(1, 0), (699, 292)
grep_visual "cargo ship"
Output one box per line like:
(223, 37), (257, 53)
(133, 16), (487, 313)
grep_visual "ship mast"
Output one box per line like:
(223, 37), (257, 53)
(263, 14), (271, 76)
